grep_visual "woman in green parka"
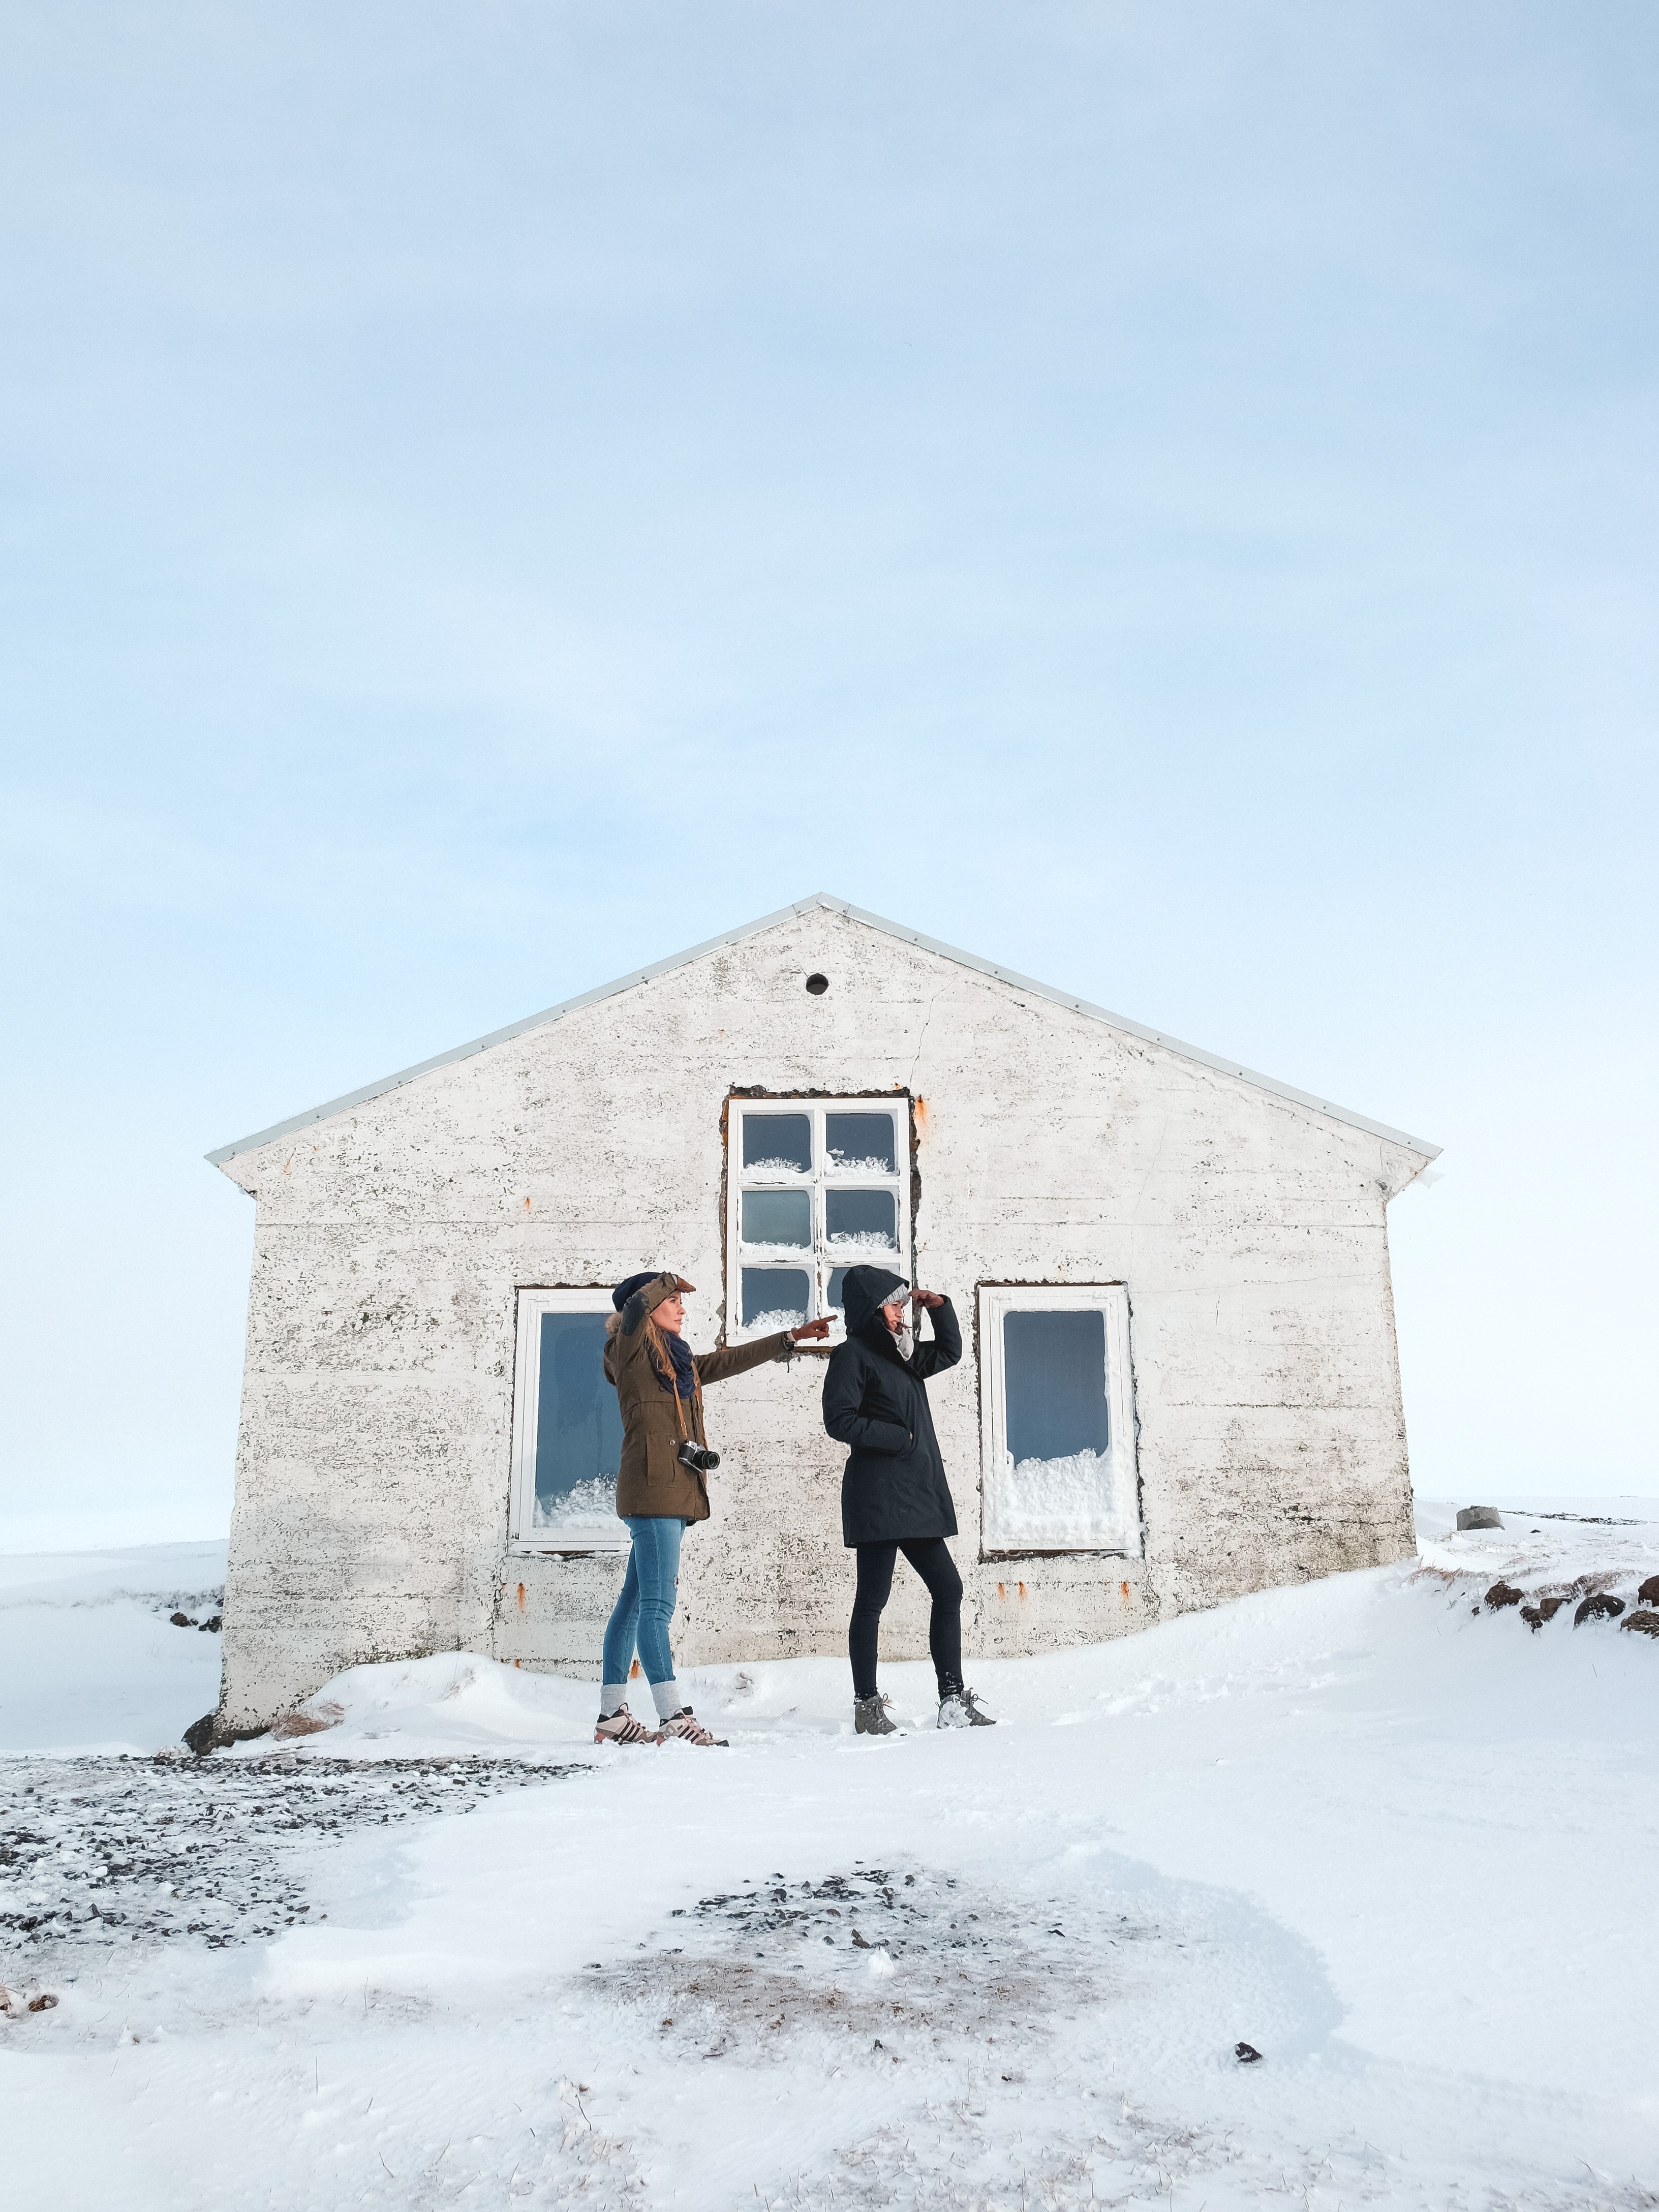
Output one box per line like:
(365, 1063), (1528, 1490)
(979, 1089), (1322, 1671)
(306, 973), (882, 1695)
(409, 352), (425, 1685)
(596, 1269), (829, 1745)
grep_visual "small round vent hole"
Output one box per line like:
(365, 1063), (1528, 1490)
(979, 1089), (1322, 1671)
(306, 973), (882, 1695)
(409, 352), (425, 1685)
(805, 972), (830, 996)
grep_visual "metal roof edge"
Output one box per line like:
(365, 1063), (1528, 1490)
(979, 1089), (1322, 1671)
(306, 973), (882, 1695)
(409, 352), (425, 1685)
(206, 890), (1441, 1169)
(818, 895), (1442, 1160)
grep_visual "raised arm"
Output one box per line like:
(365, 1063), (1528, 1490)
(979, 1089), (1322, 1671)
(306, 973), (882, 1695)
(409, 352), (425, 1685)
(694, 1333), (793, 1386)
(910, 1293), (962, 1380)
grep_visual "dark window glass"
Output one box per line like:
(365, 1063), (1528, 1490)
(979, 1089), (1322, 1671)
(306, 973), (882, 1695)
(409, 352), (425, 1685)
(825, 1188), (897, 1249)
(742, 1268), (810, 1328)
(535, 1311), (623, 1525)
(826, 1266), (849, 1311)
(1002, 1311), (1110, 1464)
(741, 1189), (811, 1247)
(825, 1112), (896, 1173)
(742, 1113), (812, 1174)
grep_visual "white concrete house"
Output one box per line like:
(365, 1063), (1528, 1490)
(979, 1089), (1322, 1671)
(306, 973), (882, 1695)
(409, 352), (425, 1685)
(204, 894), (1438, 1737)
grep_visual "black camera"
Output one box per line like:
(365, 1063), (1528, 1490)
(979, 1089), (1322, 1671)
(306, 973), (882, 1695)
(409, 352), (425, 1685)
(677, 1440), (720, 1474)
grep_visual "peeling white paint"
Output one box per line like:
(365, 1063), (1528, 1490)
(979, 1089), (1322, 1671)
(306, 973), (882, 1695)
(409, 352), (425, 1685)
(211, 907), (1429, 1732)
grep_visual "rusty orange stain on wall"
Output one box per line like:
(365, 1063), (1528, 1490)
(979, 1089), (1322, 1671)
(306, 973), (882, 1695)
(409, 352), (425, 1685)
(996, 1581), (1006, 1601)
(1017, 1581), (1027, 1600)
(630, 1658), (642, 1679)
(1120, 1580), (1130, 1600)
(516, 1582), (526, 1611)
(913, 1097), (927, 1131)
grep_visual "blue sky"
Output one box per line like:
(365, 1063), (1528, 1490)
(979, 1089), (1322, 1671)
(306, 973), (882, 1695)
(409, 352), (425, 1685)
(2, 1), (1655, 1543)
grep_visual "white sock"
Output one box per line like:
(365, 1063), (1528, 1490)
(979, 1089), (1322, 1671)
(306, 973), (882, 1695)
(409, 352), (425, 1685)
(650, 1679), (684, 1721)
(599, 1683), (629, 1717)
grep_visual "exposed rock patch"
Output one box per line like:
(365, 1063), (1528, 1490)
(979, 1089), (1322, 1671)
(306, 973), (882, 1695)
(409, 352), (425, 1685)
(1573, 1592), (1626, 1627)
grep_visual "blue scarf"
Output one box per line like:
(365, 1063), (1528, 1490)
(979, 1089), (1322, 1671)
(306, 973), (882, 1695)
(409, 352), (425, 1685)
(660, 1330), (696, 1401)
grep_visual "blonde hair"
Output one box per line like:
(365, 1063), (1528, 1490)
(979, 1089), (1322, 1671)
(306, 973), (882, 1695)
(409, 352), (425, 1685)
(643, 1310), (701, 1439)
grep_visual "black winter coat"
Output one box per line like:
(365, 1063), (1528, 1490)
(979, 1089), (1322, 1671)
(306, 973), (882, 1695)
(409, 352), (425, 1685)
(821, 1265), (963, 1547)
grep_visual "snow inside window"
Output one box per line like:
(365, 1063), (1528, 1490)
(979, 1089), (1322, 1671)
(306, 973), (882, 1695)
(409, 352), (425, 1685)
(978, 1288), (1140, 1556)
(825, 1188), (898, 1251)
(742, 1113), (812, 1176)
(825, 1112), (896, 1174)
(509, 1294), (630, 1550)
(727, 1096), (910, 1342)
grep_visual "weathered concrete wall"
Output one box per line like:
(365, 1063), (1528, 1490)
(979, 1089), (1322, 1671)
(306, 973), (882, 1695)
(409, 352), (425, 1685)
(216, 907), (1424, 1730)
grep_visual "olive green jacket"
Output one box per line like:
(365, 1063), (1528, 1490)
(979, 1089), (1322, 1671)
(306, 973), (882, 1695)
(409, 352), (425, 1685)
(602, 1270), (794, 1521)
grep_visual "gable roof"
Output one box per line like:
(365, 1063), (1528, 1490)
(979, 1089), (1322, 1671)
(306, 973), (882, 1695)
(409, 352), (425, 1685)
(206, 891), (1441, 1167)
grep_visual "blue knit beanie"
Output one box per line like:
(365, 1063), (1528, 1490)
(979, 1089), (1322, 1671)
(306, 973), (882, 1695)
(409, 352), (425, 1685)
(612, 1271), (657, 1312)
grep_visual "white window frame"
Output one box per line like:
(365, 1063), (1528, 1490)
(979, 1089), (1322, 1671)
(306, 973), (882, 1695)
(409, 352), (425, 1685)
(977, 1284), (1141, 1558)
(726, 1096), (912, 1345)
(509, 1288), (631, 1553)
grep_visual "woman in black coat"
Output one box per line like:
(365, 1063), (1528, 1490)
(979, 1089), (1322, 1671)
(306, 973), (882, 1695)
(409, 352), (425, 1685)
(821, 1265), (995, 1735)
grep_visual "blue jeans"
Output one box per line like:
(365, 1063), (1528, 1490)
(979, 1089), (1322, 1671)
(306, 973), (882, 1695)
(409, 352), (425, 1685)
(602, 1516), (687, 1687)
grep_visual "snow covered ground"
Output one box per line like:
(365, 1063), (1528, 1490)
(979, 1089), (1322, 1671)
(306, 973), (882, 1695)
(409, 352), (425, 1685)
(0, 1540), (226, 1754)
(4, 1500), (1658, 2209)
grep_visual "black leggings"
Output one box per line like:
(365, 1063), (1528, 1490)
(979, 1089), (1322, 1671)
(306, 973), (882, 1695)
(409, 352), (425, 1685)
(850, 1539), (963, 1701)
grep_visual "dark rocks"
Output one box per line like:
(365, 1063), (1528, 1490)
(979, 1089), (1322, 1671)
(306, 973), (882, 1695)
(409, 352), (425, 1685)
(1457, 1508), (1504, 1531)
(199, 1616), (223, 1634)
(1573, 1592), (1626, 1627)
(1620, 1610), (1659, 1639)
(1484, 1581), (1524, 1612)
(1519, 1597), (1569, 1633)
(1638, 1576), (1659, 1606)
(1236, 2042), (1263, 2063)
(26, 1993), (57, 2013)
(169, 1613), (194, 1629)
(182, 1712), (219, 1757)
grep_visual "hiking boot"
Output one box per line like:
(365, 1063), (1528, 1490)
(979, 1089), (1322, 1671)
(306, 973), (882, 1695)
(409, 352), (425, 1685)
(937, 1684), (996, 1729)
(854, 1693), (899, 1736)
(659, 1708), (727, 1747)
(594, 1704), (660, 1746)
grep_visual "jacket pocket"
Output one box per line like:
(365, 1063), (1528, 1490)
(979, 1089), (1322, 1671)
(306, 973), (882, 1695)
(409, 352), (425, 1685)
(645, 1434), (682, 1490)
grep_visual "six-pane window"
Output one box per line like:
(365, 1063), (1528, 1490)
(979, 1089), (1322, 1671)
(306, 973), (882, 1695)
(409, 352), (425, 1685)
(727, 1097), (910, 1341)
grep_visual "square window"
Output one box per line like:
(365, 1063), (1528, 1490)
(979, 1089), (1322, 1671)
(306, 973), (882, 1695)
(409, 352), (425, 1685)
(741, 1188), (812, 1250)
(824, 1112), (896, 1173)
(742, 1268), (811, 1329)
(825, 1187), (898, 1251)
(509, 1291), (630, 1551)
(977, 1286), (1140, 1556)
(742, 1113), (813, 1175)
(727, 1097), (910, 1342)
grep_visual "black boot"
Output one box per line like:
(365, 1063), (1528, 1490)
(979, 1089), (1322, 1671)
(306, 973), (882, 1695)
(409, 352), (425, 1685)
(854, 1693), (898, 1736)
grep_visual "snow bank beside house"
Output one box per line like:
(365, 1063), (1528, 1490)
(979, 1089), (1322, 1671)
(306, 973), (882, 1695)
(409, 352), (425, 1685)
(0, 1541), (226, 1755)
(233, 1649), (606, 1759)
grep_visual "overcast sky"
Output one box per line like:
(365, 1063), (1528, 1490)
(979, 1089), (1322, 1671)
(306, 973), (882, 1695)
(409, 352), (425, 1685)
(3, 1), (1655, 1544)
